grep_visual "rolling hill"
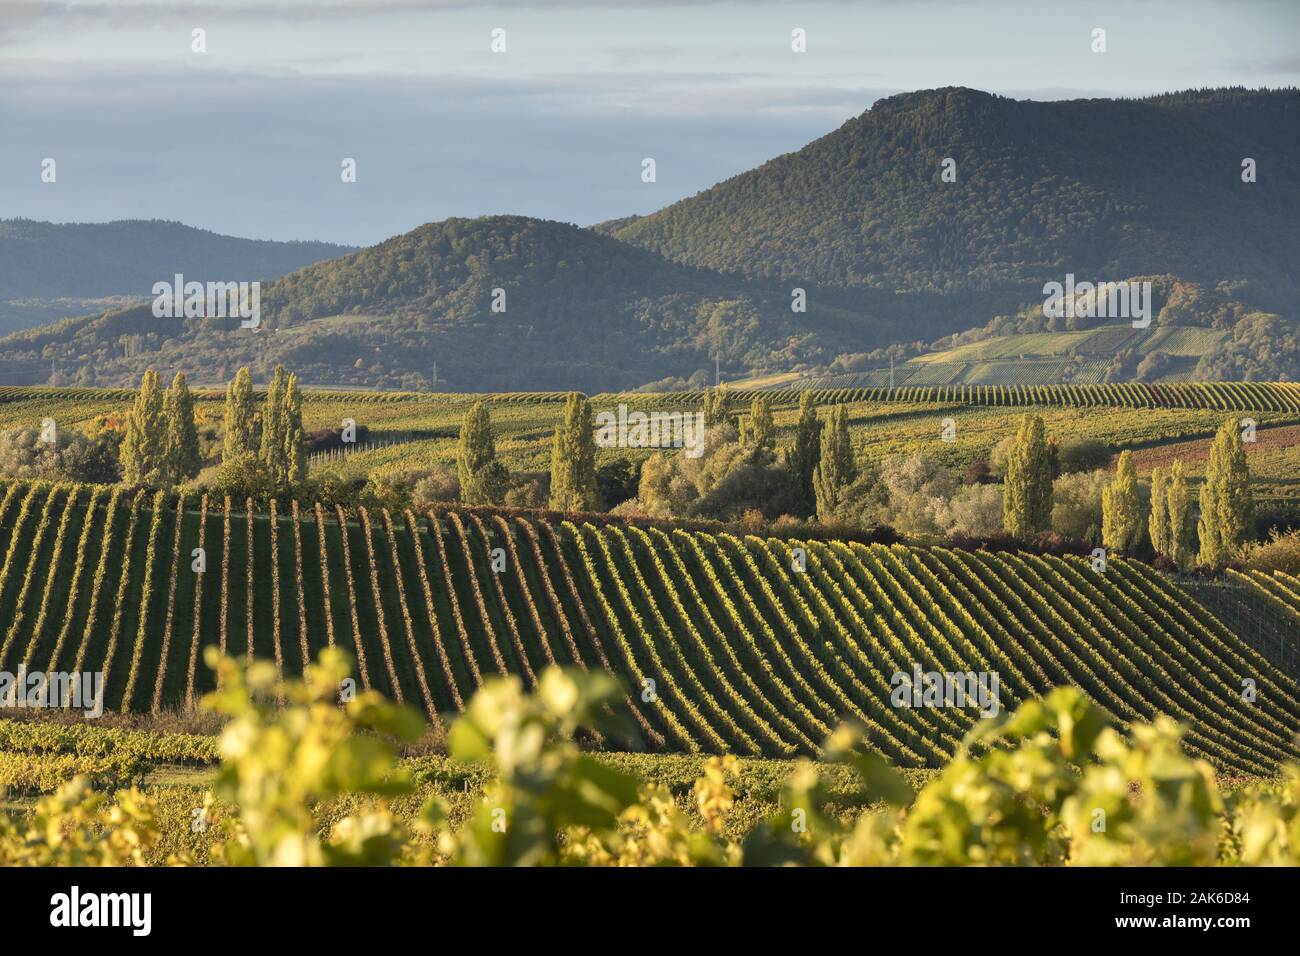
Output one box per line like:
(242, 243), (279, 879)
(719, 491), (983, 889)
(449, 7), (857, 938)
(0, 219), (355, 336)
(0, 481), (1296, 773)
(607, 87), (1300, 310)
(0, 217), (889, 392)
(6, 87), (1298, 391)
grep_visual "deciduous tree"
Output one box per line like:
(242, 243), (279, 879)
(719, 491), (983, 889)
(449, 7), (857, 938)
(121, 370), (168, 488)
(1198, 418), (1253, 567)
(1167, 460), (1194, 569)
(164, 371), (201, 484)
(1003, 413), (1052, 538)
(459, 401), (508, 506)
(549, 393), (596, 512)
(1102, 450), (1144, 553)
(813, 405), (855, 519)
(222, 367), (258, 464)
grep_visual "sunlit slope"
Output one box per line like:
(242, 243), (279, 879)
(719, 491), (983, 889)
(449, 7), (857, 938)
(0, 482), (1297, 774)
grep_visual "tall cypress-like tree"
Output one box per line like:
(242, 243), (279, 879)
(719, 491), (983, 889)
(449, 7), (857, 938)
(749, 394), (775, 450)
(122, 370), (169, 488)
(1003, 413), (1053, 539)
(550, 392), (597, 512)
(259, 365), (290, 487)
(1148, 466), (1171, 558)
(1198, 418), (1253, 567)
(787, 392), (821, 515)
(702, 385), (731, 428)
(1168, 459), (1194, 569)
(163, 371), (201, 485)
(813, 405), (855, 519)
(222, 366), (258, 463)
(459, 400), (505, 505)
(283, 372), (307, 486)
(1102, 450), (1144, 554)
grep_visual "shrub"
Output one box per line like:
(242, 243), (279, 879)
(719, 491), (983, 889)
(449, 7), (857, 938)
(595, 459), (640, 509)
(504, 472), (549, 509)
(411, 463), (460, 507)
(962, 458), (992, 485)
(0, 428), (120, 483)
(1245, 529), (1300, 576)
(208, 452), (276, 500)
(1051, 469), (1108, 543)
(1057, 438), (1111, 474)
(936, 483), (1004, 537)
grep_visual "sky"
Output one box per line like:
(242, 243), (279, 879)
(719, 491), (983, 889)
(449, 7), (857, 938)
(1, 0), (1298, 246)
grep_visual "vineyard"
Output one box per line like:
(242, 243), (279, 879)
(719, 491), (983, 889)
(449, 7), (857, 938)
(1, 479), (1297, 776)
(4, 381), (1300, 422)
(735, 381), (1300, 413)
(1229, 568), (1300, 627)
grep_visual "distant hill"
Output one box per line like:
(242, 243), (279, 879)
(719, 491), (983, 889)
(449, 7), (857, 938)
(8, 87), (1300, 390)
(0, 216), (891, 391)
(610, 87), (1300, 311)
(0, 219), (354, 335)
(787, 275), (1300, 386)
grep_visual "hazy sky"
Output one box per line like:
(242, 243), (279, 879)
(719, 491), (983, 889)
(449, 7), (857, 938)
(2, 0), (1297, 246)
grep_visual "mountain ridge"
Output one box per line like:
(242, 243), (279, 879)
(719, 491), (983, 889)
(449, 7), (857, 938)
(5, 86), (1297, 389)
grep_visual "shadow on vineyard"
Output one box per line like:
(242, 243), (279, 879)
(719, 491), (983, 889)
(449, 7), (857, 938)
(1, 481), (1297, 777)
(3, 648), (1299, 867)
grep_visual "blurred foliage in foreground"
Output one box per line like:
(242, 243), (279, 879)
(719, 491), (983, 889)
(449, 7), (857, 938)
(1, 648), (1297, 866)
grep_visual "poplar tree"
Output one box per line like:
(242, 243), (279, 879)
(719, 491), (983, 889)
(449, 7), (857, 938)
(283, 372), (307, 486)
(222, 366), (258, 463)
(1198, 418), (1253, 567)
(1102, 450), (1144, 554)
(550, 392), (597, 512)
(1167, 460), (1194, 569)
(121, 370), (169, 488)
(787, 391), (821, 515)
(749, 394), (775, 451)
(459, 400), (507, 505)
(1003, 413), (1053, 538)
(1148, 466), (1171, 558)
(702, 386), (730, 428)
(164, 371), (201, 484)
(813, 405), (855, 519)
(259, 365), (290, 487)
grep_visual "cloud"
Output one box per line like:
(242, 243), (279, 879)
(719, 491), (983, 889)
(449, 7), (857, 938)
(0, 65), (857, 244)
(0, 0), (858, 42)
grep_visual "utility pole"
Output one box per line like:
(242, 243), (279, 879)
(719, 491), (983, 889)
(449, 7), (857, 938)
(889, 354), (894, 390)
(715, 355), (720, 386)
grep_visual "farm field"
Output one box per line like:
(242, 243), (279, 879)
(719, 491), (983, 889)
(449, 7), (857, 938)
(886, 324), (1234, 384)
(4, 384), (1300, 501)
(1111, 423), (1300, 499)
(1, 480), (1297, 777)
(0, 716), (944, 861)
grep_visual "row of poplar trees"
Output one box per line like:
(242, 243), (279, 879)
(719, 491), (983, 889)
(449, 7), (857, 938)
(1007, 413), (1252, 567)
(121, 371), (201, 489)
(1103, 418), (1252, 567)
(121, 366), (307, 490)
(457, 392), (596, 510)
(221, 366), (307, 489)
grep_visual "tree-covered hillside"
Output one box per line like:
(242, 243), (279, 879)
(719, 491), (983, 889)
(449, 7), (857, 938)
(609, 88), (1300, 310)
(0, 217), (893, 392)
(6, 88), (1297, 391)
(0, 219), (354, 335)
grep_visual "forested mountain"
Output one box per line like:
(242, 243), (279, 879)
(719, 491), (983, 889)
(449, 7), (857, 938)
(0, 217), (885, 391)
(609, 87), (1300, 310)
(6, 88), (1297, 389)
(0, 219), (354, 334)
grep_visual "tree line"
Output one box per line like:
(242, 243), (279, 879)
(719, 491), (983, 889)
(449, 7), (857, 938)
(117, 364), (306, 493)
